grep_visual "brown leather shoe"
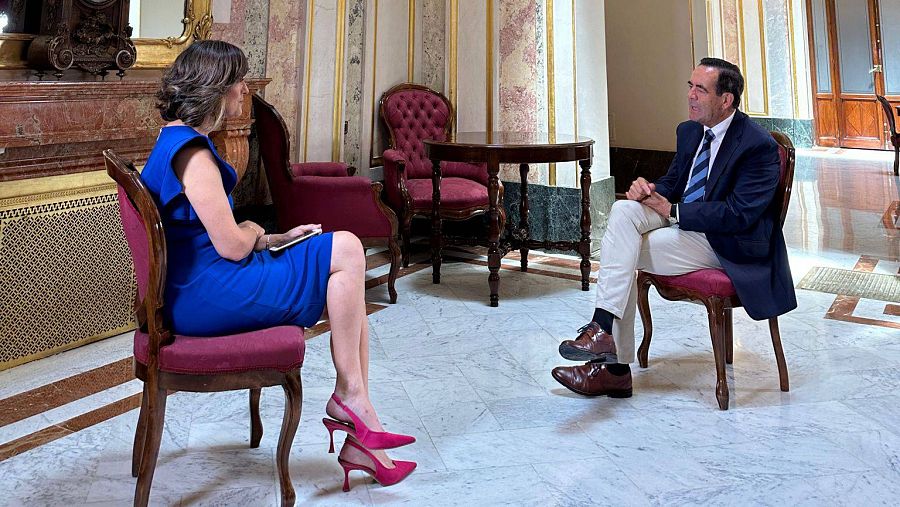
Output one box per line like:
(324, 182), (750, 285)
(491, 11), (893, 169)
(558, 322), (618, 363)
(551, 362), (632, 398)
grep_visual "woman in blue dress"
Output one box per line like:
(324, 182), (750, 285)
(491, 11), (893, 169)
(141, 40), (415, 491)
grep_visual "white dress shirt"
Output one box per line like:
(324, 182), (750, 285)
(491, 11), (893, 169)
(684, 110), (736, 194)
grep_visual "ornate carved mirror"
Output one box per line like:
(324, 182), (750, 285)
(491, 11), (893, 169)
(0, 0), (211, 70)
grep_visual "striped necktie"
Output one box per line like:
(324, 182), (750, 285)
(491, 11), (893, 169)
(682, 129), (716, 203)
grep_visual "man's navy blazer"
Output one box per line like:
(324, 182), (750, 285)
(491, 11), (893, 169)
(654, 110), (797, 320)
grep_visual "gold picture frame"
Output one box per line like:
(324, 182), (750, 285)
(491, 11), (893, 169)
(0, 0), (212, 70)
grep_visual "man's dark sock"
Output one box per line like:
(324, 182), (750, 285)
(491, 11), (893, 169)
(591, 308), (614, 334)
(606, 363), (630, 376)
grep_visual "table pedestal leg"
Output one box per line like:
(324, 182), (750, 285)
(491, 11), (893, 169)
(487, 157), (501, 306)
(578, 158), (593, 291)
(519, 163), (530, 272)
(431, 158), (442, 284)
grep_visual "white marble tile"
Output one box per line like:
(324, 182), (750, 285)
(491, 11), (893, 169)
(87, 447), (276, 504)
(826, 429), (900, 478)
(651, 471), (900, 506)
(179, 485), (277, 506)
(367, 465), (556, 506)
(0, 422), (111, 506)
(531, 458), (651, 506)
(448, 345), (546, 402)
(639, 407), (751, 448)
(402, 373), (501, 437)
(284, 444), (373, 505)
(486, 394), (606, 431)
(686, 434), (871, 482)
(431, 426), (605, 471)
(378, 326), (503, 360)
(367, 355), (463, 384)
(602, 444), (730, 497)
(842, 395), (900, 438)
(715, 400), (886, 442)
(498, 327), (582, 372)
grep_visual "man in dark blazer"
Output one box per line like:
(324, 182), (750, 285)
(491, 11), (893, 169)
(551, 58), (797, 397)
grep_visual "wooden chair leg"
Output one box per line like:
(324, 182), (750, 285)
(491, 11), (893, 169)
(636, 275), (654, 368)
(724, 308), (734, 365)
(131, 383), (150, 478)
(768, 317), (790, 392)
(894, 145), (899, 176)
(387, 235), (401, 304)
(276, 371), (302, 507)
(401, 215), (412, 268)
(250, 388), (263, 448)
(134, 385), (167, 507)
(706, 299), (729, 410)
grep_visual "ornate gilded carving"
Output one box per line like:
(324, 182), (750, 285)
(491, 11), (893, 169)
(0, 0), (211, 70)
(27, 0), (136, 77)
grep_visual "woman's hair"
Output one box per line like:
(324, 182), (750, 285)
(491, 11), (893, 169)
(156, 40), (248, 130)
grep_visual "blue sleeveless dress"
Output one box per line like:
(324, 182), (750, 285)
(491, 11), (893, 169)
(140, 125), (333, 336)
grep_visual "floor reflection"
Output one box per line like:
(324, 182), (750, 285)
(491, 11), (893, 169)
(786, 148), (900, 261)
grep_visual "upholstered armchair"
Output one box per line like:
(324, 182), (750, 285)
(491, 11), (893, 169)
(253, 94), (400, 303)
(379, 83), (503, 266)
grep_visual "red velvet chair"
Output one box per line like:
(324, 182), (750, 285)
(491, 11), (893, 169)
(105, 150), (304, 507)
(253, 94), (400, 303)
(379, 83), (503, 267)
(635, 132), (795, 410)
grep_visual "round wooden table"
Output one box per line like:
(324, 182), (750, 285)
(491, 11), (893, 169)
(424, 132), (595, 306)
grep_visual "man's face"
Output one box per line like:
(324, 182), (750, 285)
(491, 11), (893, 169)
(687, 65), (732, 127)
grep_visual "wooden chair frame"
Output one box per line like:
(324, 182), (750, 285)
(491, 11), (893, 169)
(875, 94), (900, 176)
(104, 150), (303, 507)
(635, 132), (795, 410)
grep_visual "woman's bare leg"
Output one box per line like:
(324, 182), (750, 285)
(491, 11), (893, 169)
(324, 232), (384, 432)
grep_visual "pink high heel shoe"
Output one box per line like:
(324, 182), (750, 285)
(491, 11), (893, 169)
(338, 437), (417, 492)
(323, 393), (416, 451)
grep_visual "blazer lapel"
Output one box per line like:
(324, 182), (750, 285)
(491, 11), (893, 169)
(705, 112), (745, 196)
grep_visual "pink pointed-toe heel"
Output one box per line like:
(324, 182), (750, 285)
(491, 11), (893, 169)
(338, 438), (417, 492)
(322, 393), (415, 451)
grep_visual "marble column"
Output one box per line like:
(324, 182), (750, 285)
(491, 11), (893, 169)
(422, 0), (446, 94)
(266, 0), (307, 161)
(343, 0), (367, 169)
(498, 0), (546, 183)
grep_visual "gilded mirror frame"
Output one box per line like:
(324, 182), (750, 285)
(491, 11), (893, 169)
(0, 0), (212, 70)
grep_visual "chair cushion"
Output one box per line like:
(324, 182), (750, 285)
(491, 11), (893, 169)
(134, 326), (305, 375)
(649, 269), (738, 298)
(405, 177), (489, 210)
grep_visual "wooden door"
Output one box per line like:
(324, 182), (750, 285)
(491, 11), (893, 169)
(807, 0), (885, 149)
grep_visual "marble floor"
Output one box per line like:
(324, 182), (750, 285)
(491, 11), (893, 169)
(1, 148), (898, 506)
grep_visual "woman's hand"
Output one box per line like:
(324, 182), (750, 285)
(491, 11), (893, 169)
(283, 223), (322, 240)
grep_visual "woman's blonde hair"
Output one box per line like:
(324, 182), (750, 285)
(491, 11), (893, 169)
(156, 40), (248, 130)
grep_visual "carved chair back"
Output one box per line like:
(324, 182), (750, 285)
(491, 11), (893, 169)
(770, 131), (796, 227)
(877, 94), (898, 139)
(104, 149), (171, 362)
(252, 94), (296, 206)
(379, 83), (454, 180)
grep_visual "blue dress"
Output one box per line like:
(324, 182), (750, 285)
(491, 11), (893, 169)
(140, 125), (333, 336)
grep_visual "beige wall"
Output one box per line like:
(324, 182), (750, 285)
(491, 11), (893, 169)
(605, 0), (695, 151)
